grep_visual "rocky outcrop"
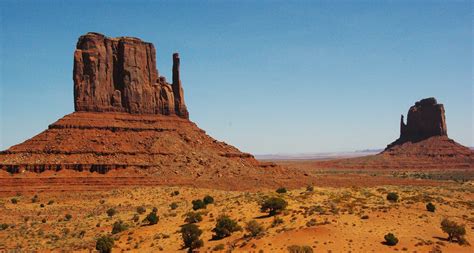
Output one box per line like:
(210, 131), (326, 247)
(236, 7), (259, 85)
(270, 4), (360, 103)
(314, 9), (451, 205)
(386, 97), (447, 149)
(73, 32), (188, 118)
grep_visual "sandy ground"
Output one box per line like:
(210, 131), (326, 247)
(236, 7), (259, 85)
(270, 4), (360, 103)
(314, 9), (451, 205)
(0, 181), (472, 252)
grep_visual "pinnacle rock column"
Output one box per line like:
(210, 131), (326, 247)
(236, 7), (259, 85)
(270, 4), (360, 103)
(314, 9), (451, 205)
(172, 53), (189, 119)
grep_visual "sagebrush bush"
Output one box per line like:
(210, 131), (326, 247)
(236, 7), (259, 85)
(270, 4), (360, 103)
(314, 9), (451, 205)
(426, 202), (436, 212)
(136, 206), (146, 214)
(180, 223), (203, 252)
(184, 212), (203, 224)
(145, 212), (159, 225)
(287, 245), (313, 253)
(386, 192), (399, 202)
(106, 208), (117, 217)
(192, 199), (206, 211)
(441, 218), (466, 243)
(11, 198), (18, 204)
(96, 235), (114, 253)
(245, 220), (265, 237)
(306, 185), (314, 192)
(261, 197), (288, 216)
(203, 195), (214, 205)
(212, 215), (242, 239)
(384, 233), (399, 246)
(276, 187), (287, 194)
(64, 214), (73, 221)
(112, 220), (128, 234)
(170, 202), (178, 210)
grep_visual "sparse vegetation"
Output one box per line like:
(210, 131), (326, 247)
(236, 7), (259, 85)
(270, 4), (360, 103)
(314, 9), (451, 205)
(306, 185), (314, 192)
(64, 214), (72, 221)
(384, 233), (399, 246)
(106, 208), (117, 217)
(213, 244), (225, 251)
(96, 235), (114, 253)
(271, 216), (284, 227)
(170, 202), (179, 210)
(245, 220), (265, 237)
(386, 192), (399, 202)
(145, 211), (159, 225)
(212, 215), (242, 239)
(192, 199), (206, 210)
(276, 187), (287, 194)
(136, 206), (146, 214)
(441, 218), (466, 244)
(11, 198), (18, 204)
(31, 195), (39, 203)
(203, 195), (214, 205)
(0, 223), (9, 230)
(426, 202), (436, 212)
(180, 223), (203, 252)
(111, 220), (128, 234)
(287, 245), (313, 253)
(171, 190), (180, 197)
(184, 211), (203, 224)
(261, 197), (288, 216)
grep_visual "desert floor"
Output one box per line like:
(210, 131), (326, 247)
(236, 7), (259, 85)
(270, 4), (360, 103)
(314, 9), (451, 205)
(0, 169), (472, 253)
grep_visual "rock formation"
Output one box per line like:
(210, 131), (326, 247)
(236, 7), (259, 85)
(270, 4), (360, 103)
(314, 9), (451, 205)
(387, 97), (448, 149)
(73, 32), (188, 118)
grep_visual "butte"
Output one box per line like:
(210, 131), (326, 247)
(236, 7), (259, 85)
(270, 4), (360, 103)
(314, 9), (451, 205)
(0, 33), (310, 193)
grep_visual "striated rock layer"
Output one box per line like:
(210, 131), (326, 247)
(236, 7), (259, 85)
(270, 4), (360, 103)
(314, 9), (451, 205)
(73, 33), (188, 118)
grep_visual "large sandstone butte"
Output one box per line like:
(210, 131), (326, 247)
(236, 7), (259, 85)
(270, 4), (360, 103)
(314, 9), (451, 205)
(312, 97), (472, 170)
(0, 33), (308, 192)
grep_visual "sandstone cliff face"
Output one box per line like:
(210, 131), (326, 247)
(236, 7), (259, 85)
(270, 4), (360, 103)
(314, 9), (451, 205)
(73, 32), (189, 118)
(386, 97), (449, 149)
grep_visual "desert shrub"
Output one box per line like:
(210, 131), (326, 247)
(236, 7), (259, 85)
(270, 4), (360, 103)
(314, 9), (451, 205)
(40, 203), (45, 208)
(106, 208), (117, 217)
(11, 198), (18, 204)
(276, 187), (287, 194)
(96, 235), (114, 253)
(271, 216), (284, 227)
(170, 202), (179, 210)
(184, 212), (203, 224)
(287, 245), (313, 253)
(212, 215), (242, 239)
(47, 200), (54, 205)
(213, 244), (225, 251)
(145, 212), (159, 225)
(441, 218), (466, 243)
(384, 233), (399, 246)
(112, 220), (129, 234)
(132, 214), (140, 222)
(180, 223), (203, 252)
(245, 220), (265, 237)
(361, 215), (369, 219)
(65, 214), (73, 221)
(426, 202), (436, 212)
(0, 223), (9, 230)
(171, 190), (180, 197)
(192, 199), (206, 211)
(261, 197), (288, 216)
(31, 195), (39, 203)
(306, 185), (314, 192)
(306, 218), (317, 227)
(136, 206), (146, 214)
(42, 218), (47, 223)
(386, 192), (399, 202)
(203, 195), (215, 205)
(152, 207), (158, 213)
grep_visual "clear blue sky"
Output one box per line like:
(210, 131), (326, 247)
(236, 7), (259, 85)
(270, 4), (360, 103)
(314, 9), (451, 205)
(0, 0), (472, 154)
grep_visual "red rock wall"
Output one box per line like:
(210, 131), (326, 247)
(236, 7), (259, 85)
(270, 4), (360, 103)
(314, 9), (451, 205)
(73, 32), (189, 118)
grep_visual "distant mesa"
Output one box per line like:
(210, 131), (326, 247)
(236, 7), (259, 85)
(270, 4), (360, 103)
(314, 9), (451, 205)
(74, 32), (188, 118)
(0, 33), (299, 190)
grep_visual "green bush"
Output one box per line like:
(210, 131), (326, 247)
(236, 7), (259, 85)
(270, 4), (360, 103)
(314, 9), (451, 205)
(276, 187), (287, 194)
(0, 223), (9, 230)
(384, 233), (399, 246)
(145, 212), (159, 225)
(386, 192), (399, 202)
(96, 235), (114, 253)
(152, 207), (158, 213)
(192, 199), (206, 211)
(426, 202), (436, 212)
(47, 200), (54, 205)
(11, 198), (18, 204)
(65, 214), (73, 221)
(112, 220), (129, 234)
(287, 245), (313, 253)
(31, 195), (39, 203)
(132, 214), (140, 223)
(203, 195), (214, 205)
(261, 197), (288, 216)
(170, 202), (178, 210)
(106, 208), (117, 217)
(213, 244), (225, 251)
(171, 190), (180, 197)
(441, 218), (466, 243)
(245, 220), (265, 237)
(184, 212), (203, 224)
(136, 206), (146, 214)
(181, 223), (203, 252)
(212, 215), (242, 239)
